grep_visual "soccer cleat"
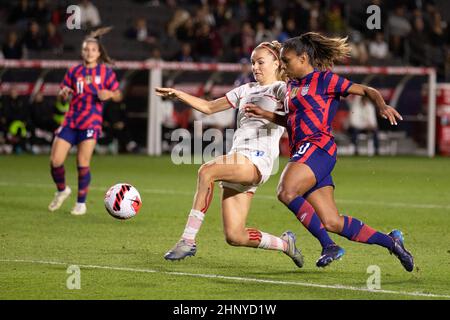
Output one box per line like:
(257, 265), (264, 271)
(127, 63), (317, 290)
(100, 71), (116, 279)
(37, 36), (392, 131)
(48, 186), (72, 212)
(164, 239), (197, 261)
(388, 230), (414, 272)
(280, 231), (304, 268)
(316, 244), (345, 268)
(70, 202), (87, 215)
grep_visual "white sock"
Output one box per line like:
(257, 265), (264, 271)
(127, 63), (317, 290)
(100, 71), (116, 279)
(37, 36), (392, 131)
(258, 232), (288, 252)
(181, 209), (205, 243)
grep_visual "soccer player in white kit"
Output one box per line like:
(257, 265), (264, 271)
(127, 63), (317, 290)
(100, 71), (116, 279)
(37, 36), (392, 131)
(155, 41), (303, 267)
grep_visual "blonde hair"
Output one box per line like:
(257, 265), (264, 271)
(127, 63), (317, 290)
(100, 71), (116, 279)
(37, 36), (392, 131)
(253, 41), (287, 81)
(283, 32), (351, 70)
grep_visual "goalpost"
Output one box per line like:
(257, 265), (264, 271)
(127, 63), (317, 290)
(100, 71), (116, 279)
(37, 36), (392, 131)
(0, 59), (436, 157)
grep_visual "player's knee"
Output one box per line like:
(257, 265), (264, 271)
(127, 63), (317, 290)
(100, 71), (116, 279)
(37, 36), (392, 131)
(50, 156), (63, 168)
(224, 231), (245, 247)
(322, 216), (342, 233)
(277, 186), (298, 205)
(77, 156), (91, 167)
(77, 160), (90, 167)
(198, 163), (214, 182)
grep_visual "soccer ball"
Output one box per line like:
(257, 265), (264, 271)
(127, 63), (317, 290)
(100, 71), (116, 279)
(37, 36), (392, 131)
(104, 183), (142, 220)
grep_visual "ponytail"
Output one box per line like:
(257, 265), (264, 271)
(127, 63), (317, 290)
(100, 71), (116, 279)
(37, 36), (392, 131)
(83, 26), (115, 65)
(283, 32), (351, 70)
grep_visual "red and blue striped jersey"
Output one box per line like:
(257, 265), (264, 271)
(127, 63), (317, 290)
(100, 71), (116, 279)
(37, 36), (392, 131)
(60, 63), (119, 132)
(285, 70), (352, 157)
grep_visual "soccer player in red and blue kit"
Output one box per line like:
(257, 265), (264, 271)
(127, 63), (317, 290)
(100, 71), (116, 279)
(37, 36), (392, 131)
(245, 32), (414, 272)
(48, 27), (122, 215)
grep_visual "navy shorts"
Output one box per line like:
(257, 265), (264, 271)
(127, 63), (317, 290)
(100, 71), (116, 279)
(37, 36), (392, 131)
(289, 142), (336, 198)
(55, 126), (100, 146)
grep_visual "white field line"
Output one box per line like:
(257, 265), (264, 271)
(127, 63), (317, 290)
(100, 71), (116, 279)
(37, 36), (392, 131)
(1, 181), (450, 211)
(1, 258), (449, 299)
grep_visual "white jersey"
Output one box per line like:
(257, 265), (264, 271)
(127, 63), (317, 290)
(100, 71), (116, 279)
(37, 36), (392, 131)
(225, 81), (286, 177)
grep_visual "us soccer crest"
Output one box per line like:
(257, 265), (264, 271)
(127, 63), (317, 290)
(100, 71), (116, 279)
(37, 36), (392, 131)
(301, 84), (310, 96)
(95, 75), (101, 84)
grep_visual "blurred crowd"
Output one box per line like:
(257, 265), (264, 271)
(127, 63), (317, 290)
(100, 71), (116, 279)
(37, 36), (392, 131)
(0, 0), (449, 155)
(0, 88), (138, 155)
(0, 89), (68, 154)
(1, 0), (449, 74)
(0, 0), (102, 59)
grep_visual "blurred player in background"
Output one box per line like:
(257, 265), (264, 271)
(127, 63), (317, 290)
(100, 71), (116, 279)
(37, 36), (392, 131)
(156, 41), (304, 268)
(233, 57), (254, 87)
(2, 87), (29, 154)
(245, 32), (414, 272)
(349, 96), (380, 155)
(48, 27), (122, 215)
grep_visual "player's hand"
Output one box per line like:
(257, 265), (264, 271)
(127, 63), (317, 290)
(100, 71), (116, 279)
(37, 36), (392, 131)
(59, 86), (73, 100)
(378, 104), (403, 126)
(155, 87), (178, 99)
(98, 90), (112, 101)
(244, 103), (266, 118)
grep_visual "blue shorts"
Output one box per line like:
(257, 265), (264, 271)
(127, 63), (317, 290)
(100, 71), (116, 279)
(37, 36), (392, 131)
(289, 142), (336, 198)
(55, 126), (100, 146)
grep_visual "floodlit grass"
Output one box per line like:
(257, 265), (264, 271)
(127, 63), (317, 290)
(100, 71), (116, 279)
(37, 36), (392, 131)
(1, 155), (449, 299)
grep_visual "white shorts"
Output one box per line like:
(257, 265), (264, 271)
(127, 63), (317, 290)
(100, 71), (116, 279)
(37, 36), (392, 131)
(219, 149), (274, 194)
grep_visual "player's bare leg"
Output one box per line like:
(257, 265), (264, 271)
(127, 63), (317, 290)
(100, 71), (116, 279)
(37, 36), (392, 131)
(305, 186), (343, 233)
(48, 137), (72, 211)
(277, 162), (317, 205)
(221, 187), (304, 267)
(164, 153), (261, 261)
(221, 187), (254, 247)
(71, 139), (96, 215)
(192, 153), (260, 210)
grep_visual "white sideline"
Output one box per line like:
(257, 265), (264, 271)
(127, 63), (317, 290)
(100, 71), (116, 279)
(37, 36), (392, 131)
(1, 181), (450, 211)
(1, 258), (449, 299)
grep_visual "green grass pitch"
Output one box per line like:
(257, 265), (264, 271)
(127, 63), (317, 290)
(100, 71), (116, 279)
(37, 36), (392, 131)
(0, 154), (449, 300)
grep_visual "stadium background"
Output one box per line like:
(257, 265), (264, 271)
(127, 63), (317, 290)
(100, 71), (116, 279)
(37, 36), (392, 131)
(1, 0), (450, 301)
(0, 0), (449, 156)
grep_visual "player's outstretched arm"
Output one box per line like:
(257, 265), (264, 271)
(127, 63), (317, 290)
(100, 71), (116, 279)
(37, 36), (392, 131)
(244, 103), (288, 127)
(347, 83), (403, 126)
(155, 87), (231, 115)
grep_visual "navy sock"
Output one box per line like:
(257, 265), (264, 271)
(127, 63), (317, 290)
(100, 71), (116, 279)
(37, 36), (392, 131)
(51, 165), (66, 192)
(339, 216), (394, 250)
(287, 196), (335, 248)
(77, 166), (91, 203)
